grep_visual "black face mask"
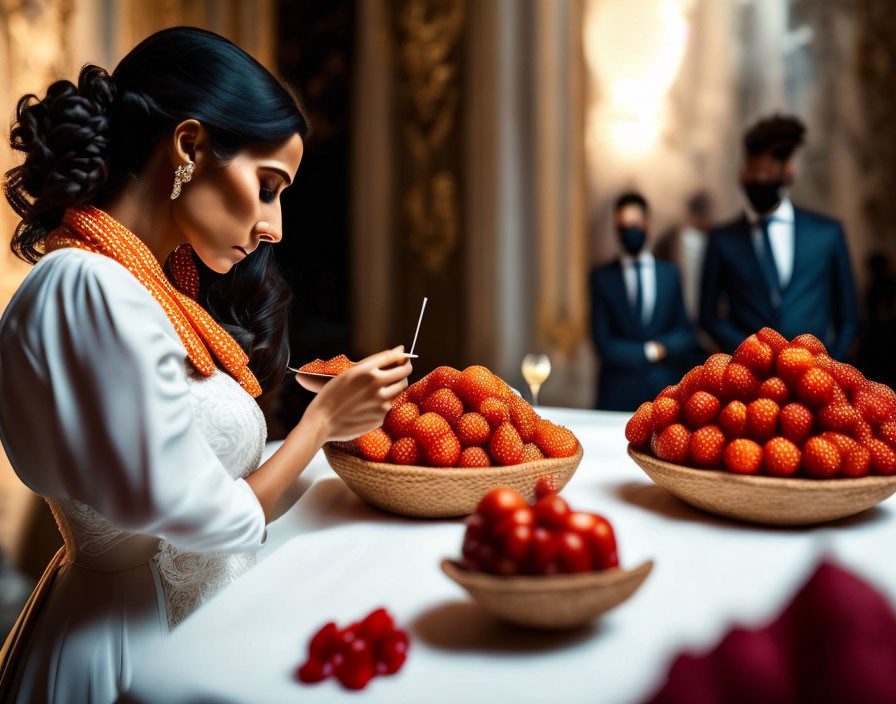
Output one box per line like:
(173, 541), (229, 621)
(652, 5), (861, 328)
(618, 226), (646, 255)
(743, 180), (784, 214)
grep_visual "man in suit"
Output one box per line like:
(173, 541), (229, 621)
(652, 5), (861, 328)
(590, 192), (698, 411)
(700, 114), (859, 358)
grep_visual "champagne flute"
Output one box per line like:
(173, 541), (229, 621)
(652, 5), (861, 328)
(521, 354), (551, 406)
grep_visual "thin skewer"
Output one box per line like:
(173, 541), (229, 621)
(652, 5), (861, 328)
(404, 297), (427, 358)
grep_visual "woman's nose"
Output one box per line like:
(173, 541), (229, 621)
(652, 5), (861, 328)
(256, 221), (282, 243)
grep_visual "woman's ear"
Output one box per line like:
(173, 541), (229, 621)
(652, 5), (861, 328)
(170, 119), (209, 169)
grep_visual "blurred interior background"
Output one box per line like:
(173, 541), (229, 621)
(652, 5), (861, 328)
(2, 0), (896, 633)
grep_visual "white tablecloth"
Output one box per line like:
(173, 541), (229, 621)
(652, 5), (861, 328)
(120, 408), (896, 703)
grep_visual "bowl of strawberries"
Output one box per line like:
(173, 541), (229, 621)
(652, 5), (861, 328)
(323, 365), (583, 518)
(441, 487), (653, 630)
(626, 328), (896, 526)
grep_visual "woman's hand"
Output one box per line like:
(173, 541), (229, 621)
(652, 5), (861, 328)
(302, 346), (412, 443)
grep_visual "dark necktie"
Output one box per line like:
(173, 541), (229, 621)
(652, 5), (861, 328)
(759, 217), (782, 307)
(633, 259), (644, 325)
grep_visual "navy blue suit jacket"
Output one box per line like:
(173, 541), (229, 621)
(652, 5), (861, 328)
(699, 208), (859, 359)
(589, 259), (698, 411)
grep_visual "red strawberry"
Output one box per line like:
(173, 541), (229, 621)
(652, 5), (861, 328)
(653, 423), (691, 463)
(817, 402), (860, 434)
(427, 365), (462, 391)
(690, 425), (726, 467)
(625, 402), (653, 447)
(813, 353), (834, 373)
(383, 402), (420, 439)
(533, 419), (579, 458)
(652, 397), (681, 432)
(407, 375), (433, 403)
(657, 385), (683, 402)
(791, 333), (826, 355)
(455, 366), (504, 410)
(852, 419), (874, 444)
(855, 386), (896, 424)
(425, 431), (462, 467)
(865, 438), (896, 475)
(456, 412), (492, 446)
(819, 430), (857, 455)
(779, 403), (814, 444)
(723, 438), (763, 474)
(479, 397), (511, 429)
(702, 354), (731, 398)
(756, 327), (788, 354)
(775, 346), (815, 386)
(421, 388), (464, 425)
(683, 391), (721, 429)
(794, 368), (834, 407)
(842, 445), (871, 477)
(746, 398), (780, 442)
(458, 446), (491, 468)
(722, 363), (760, 401)
(411, 412), (452, 446)
(759, 377), (790, 405)
(388, 436), (420, 465)
(719, 400), (748, 437)
(763, 437), (801, 477)
(506, 394), (539, 443)
(358, 428), (392, 462)
(521, 443), (546, 463)
(803, 437), (841, 477)
(830, 361), (866, 394)
(489, 422), (524, 465)
(733, 334), (774, 376)
(879, 420), (896, 448)
(678, 366), (705, 400)
(830, 383), (849, 404)
(391, 389), (410, 407)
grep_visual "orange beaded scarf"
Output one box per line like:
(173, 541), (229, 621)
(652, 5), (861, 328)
(45, 205), (262, 398)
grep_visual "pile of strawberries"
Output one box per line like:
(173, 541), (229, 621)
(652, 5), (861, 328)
(299, 354), (357, 375)
(460, 487), (619, 576)
(343, 365), (580, 467)
(296, 608), (409, 690)
(626, 328), (896, 478)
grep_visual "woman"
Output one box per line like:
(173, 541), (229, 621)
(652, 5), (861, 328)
(0, 27), (412, 703)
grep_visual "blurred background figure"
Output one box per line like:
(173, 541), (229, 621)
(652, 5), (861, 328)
(589, 192), (697, 411)
(858, 252), (896, 388)
(673, 191), (714, 326)
(700, 114), (860, 358)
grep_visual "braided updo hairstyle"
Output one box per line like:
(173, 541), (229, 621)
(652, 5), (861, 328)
(5, 27), (309, 397)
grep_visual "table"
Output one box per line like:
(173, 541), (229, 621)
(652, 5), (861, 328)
(120, 408), (896, 703)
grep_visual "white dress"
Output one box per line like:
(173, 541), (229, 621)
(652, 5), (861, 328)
(0, 248), (269, 703)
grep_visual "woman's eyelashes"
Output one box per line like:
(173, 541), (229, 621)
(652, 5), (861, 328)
(259, 186), (277, 204)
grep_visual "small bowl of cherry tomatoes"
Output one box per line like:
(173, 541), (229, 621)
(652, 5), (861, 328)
(441, 487), (653, 630)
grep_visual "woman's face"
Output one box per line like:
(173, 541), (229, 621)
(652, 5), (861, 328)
(173, 132), (304, 273)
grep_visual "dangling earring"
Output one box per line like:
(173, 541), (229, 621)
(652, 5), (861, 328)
(170, 162), (195, 200)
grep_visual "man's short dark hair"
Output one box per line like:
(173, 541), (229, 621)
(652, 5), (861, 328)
(743, 114), (806, 161)
(615, 191), (649, 216)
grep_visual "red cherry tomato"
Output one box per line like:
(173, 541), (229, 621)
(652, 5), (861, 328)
(472, 541), (498, 573)
(464, 512), (487, 541)
(494, 556), (520, 576)
(374, 632), (409, 675)
(297, 658), (327, 683)
(308, 622), (340, 660)
(358, 608), (394, 640)
(580, 514), (619, 569)
(565, 511), (597, 532)
(494, 506), (535, 537)
(558, 531), (592, 573)
(476, 487), (528, 524)
(530, 525), (560, 572)
(502, 524), (533, 562)
(533, 494), (571, 530)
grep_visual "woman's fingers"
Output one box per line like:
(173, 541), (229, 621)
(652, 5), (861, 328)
(379, 376), (409, 400)
(378, 359), (413, 385)
(294, 373), (329, 394)
(358, 346), (406, 371)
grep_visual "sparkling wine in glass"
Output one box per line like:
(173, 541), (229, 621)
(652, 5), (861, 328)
(521, 354), (551, 406)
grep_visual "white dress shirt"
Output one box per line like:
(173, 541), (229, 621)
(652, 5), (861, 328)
(620, 250), (661, 361)
(745, 197), (796, 291)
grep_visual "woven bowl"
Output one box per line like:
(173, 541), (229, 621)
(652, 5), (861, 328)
(322, 444), (583, 518)
(628, 445), (896, 526)
(441, 558), (653, 630)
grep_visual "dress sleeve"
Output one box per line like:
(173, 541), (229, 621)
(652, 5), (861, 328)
(0, 251), (267, 554)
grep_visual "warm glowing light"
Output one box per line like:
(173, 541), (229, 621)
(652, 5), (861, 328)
(585, 0), (692, 156)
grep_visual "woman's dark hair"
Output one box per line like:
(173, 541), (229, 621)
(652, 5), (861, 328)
(5, 26), (309, 397)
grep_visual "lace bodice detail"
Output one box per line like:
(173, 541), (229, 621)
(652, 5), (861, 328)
(47, 366), (266, 630)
